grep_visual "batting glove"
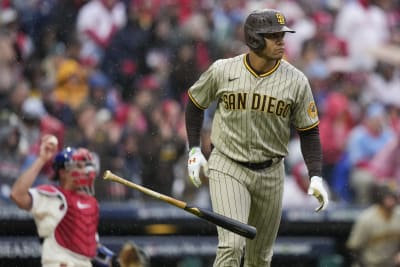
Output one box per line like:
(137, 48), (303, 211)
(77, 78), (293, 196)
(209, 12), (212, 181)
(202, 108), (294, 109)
(187, 146), (209, 187)
(307, 176), (329, 212)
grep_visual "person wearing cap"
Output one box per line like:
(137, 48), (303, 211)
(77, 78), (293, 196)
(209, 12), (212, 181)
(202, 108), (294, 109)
(18, 97), (65, 181)
(184, 8), (329, 266)
(347, 183), (400, 267)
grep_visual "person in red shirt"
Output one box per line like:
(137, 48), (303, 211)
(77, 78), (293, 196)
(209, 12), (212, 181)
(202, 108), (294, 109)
(319, 92), (354, 185)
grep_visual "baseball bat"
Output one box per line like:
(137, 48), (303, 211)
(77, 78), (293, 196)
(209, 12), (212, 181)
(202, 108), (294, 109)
(103, 170), (256, 239)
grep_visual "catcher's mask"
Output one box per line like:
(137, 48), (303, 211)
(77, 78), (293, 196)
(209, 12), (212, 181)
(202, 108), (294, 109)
(244, 9), (295, 51)
(52, 147), (98, 195)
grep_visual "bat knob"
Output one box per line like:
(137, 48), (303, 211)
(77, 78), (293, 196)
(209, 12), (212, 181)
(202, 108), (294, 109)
(103, 170), (111, 180)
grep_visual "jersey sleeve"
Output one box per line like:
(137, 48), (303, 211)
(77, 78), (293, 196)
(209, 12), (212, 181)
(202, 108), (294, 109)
(188, 61), (219, 109)
(291, 75), (319, 131)
(29, 188), (65, 238)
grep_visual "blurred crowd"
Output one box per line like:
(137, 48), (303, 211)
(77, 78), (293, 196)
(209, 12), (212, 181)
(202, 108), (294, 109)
(0, 0), (399, 207)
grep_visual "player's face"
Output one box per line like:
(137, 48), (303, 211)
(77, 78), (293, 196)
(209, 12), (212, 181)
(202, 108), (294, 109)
(61, 161), (86, 189)
(261, 32), (286, 60)
(61, 161), (96, 193)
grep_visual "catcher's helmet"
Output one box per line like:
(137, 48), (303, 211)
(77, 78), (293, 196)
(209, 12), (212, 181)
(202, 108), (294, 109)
(53, 147), (98, 194)
(244, 9), (295, 51)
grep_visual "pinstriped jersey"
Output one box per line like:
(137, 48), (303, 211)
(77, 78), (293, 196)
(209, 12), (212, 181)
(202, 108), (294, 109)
(188, 53), (319, 162)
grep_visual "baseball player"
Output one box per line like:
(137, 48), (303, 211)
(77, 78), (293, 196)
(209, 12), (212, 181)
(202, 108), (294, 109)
(10, 135), (102, 267)
(346, 183), (400, 267)
(185, 9), (329, 267)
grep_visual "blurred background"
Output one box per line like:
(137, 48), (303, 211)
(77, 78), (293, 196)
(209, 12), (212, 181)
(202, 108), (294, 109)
(0, 0), (399, 266)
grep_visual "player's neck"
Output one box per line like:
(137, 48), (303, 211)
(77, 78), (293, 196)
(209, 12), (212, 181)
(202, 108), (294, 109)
(247, 53), (278, 75)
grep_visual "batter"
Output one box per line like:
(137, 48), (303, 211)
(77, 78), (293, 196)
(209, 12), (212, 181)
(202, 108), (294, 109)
(185, 8), (329, 267)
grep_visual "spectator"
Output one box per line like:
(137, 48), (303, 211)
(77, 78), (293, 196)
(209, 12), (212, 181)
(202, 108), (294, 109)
(14, 97), (65, 185)
(347, 182), (400, 267)
(66, 102), (114, 173)
(140, 99), (186, 197)
(346, 102), (395, 204)
(76, 0), (127, 67)
(168, 41), (200, 103)
(104, 131), (143, 201)
(211, 0), (244, 48)
(51, 0), (86, 45)
(40, 81), (76, 128)
(334, 0), (389, 71)
(3, 79), (30, 117)
(0, 7), (34, 62)
(0, 30), (19, 101)
(369, 122), (400, 188)
(319, 92), (355, 187)
(54, 58), (89, 111)
(19, 96), (65, 152)
(12, 0), (58, 49)
(363, 60), (400, 108)
(0, 110), (25, 204)
(88, 70), (116, 112)
(101, 0), (152, 99)
(41, 36), (82, 88)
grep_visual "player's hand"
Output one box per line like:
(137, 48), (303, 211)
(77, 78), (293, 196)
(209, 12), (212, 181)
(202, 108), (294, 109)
(307, 176), (329, 212)
(187, 146), (209, 187)
(39, 135), (59, 162)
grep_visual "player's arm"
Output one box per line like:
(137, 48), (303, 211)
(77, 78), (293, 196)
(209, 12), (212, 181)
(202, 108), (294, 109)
(185, 60), (219, 187)
(298, 125), (322, 178)
(185, 98), (209, 187)
(10, 135), (58, 210)
(297, 125), (329, 211)
(185, 98), (204, 148)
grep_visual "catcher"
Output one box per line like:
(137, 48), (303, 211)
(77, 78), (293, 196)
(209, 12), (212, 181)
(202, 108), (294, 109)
(11, 134), (110, 267)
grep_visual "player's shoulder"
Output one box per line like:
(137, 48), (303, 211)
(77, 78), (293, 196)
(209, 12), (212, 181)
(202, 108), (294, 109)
(34, 184), (61, 196)
(212, 54), (245, 68)
(279, 59), (306, 76)
(279, 59), (309, 82)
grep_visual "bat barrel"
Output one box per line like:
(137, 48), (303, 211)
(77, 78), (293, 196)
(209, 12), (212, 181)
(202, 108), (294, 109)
(185, 206), (257, 239)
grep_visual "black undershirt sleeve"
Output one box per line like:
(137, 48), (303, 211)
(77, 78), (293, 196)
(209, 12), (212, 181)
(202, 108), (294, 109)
(297, 125), (322, 178)
(185, 99), (205, 148)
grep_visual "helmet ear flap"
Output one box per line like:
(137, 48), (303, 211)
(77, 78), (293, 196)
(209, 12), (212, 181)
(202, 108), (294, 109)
(244, 25), (265, 51)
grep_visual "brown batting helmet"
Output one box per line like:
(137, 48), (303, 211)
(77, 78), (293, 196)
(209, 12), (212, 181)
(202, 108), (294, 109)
(244, 9), (295, 51)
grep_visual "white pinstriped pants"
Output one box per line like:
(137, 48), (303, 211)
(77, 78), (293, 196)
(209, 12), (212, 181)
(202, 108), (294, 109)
(208, 149), (284, 267)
